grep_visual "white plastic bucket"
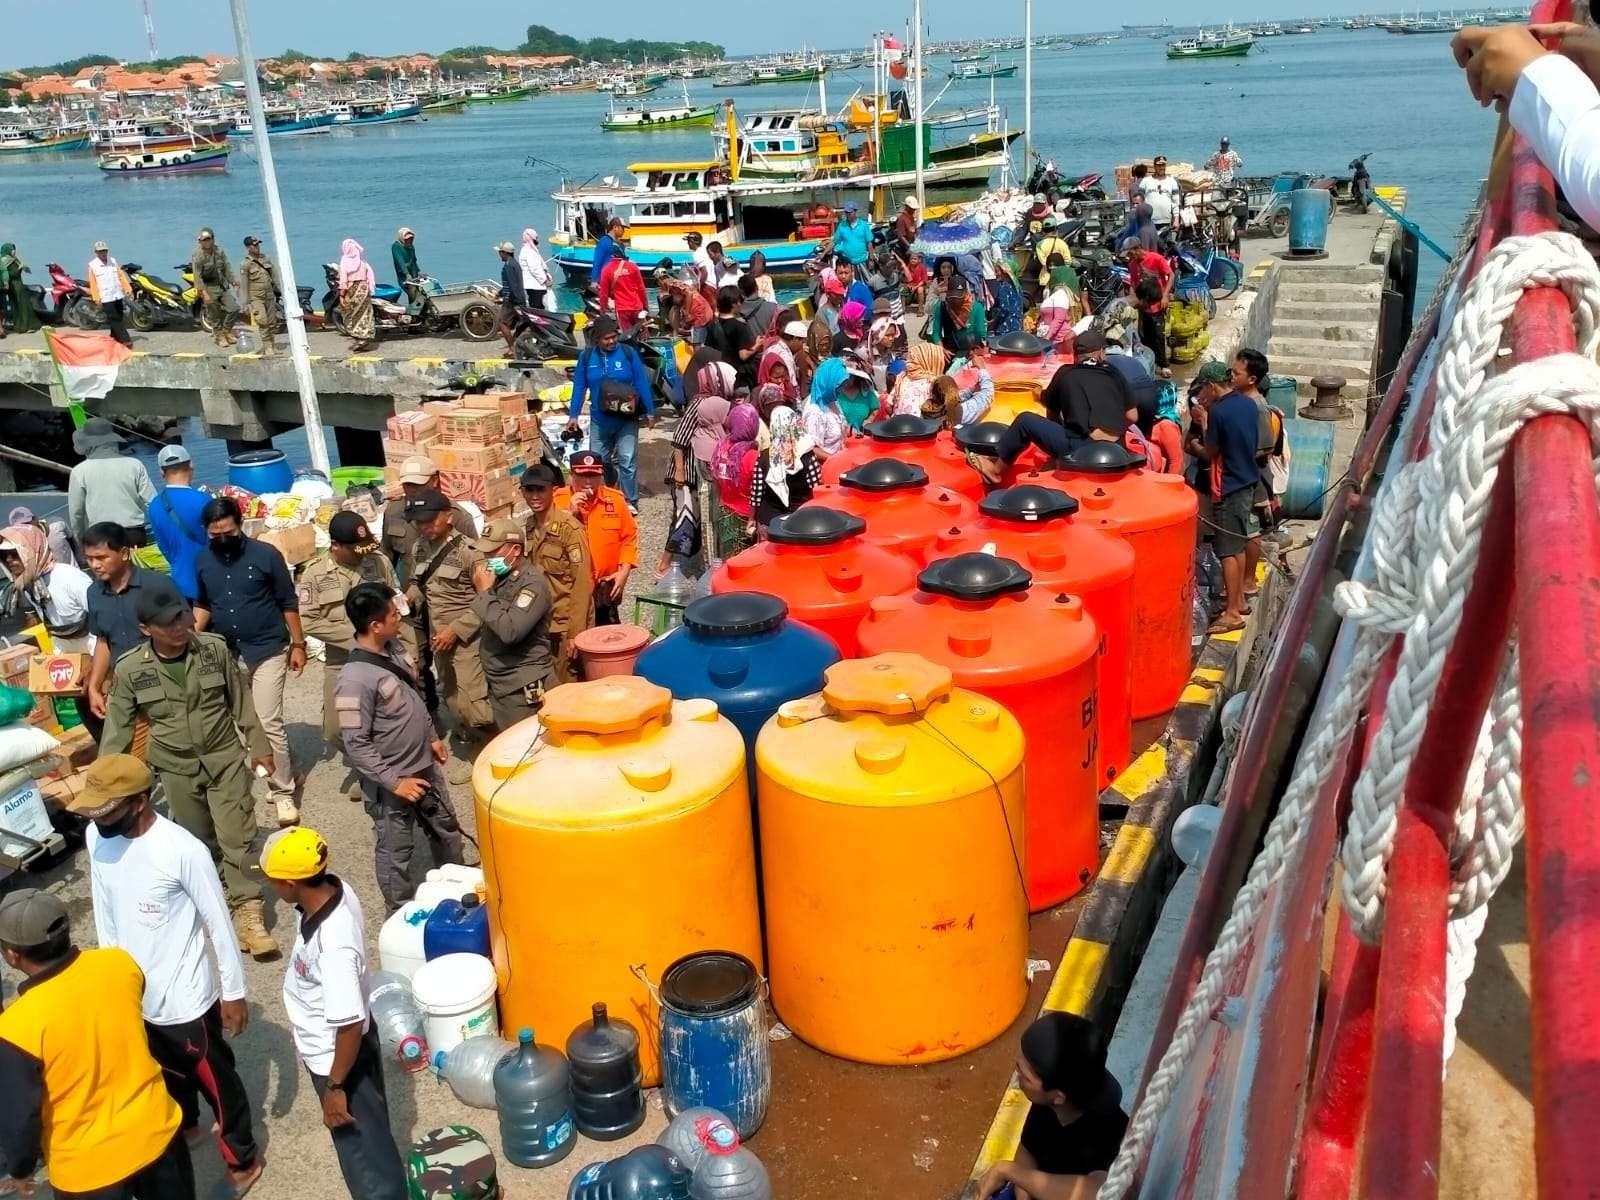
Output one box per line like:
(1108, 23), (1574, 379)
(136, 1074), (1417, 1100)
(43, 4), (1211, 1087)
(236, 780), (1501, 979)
(413, 864), (485, 909)
(412, 952), (499, 1054)
(378, 900), (434, 984)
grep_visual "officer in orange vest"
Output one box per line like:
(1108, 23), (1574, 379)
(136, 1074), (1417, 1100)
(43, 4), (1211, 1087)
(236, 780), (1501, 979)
(553, 450), (638, 626)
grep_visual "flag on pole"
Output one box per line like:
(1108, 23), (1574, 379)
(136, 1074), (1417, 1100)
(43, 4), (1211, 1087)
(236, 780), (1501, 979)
(44, 328), (132, 401)
(882, 36), (905, 62)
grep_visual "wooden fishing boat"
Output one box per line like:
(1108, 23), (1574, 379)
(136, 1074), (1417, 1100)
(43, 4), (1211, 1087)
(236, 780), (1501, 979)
(1167, 29), (1256, 57)
(99, 132), (229, 176)
(950, 59), (1018, 79)
(0, 126), (91, 155)
(601, 85), (717, 132)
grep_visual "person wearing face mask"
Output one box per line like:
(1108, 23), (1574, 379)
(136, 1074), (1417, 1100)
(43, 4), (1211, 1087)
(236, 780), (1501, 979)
(74, 754), (264, 1196)
(99, 576), (279, 961)
(469, 518), (554, 731)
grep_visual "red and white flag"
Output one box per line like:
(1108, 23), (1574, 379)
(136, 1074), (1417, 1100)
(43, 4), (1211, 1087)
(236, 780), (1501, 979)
(44, 328), (132, 400)
(882, 36), (905, 62)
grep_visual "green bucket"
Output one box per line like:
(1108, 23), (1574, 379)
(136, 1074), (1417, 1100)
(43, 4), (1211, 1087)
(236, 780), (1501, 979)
(331, 466), (385, 495)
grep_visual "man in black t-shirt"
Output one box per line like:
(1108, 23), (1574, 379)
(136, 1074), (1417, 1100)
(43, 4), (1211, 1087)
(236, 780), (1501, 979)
(975, 1013), (1129, 1200)
(702, 285), (758, 387)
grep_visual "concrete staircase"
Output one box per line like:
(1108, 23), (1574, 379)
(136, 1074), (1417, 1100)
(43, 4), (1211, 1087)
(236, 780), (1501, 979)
(1266, 264), (1386, 401)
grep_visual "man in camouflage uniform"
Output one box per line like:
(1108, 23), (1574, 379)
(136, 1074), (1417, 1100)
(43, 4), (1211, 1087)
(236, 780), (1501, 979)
(238, 235), (280, 356)
(402, 488), (492, 782)
(99, 576), (278, 959)
(469, 517), (554, 731)
(406, 1126), (501, 1200)
(297, 511), (397, 746)
(190, 226), (237, 347)
(520, 463), (593, 682)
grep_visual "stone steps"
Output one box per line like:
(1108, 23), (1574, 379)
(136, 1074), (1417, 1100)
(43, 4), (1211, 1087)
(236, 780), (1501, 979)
(1274, 300), (1379, 323)
(1276, 281), (1384, 305)
(1267, 336), (1377, 367)
(1271, 318), (1378, 344)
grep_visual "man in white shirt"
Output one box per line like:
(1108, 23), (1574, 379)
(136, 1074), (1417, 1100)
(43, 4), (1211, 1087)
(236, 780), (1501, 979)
(86, 240), (134, 346)
(77, 754), (264, 1194)
(258, 827), (407, 1200)
(1138, 155), (1183, 229)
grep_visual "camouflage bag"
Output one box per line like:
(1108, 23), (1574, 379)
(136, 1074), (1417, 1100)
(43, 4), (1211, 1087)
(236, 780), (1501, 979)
(407, 1125), (499, 1200)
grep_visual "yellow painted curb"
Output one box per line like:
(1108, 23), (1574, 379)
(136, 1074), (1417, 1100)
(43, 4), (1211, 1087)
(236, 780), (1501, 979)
(474, 358), (509, 369)
(410, 357), (447, 367)
(171, 352), (205, 359)
(1109, 744), (1168, 803)
(1100, 825), (1157, 886)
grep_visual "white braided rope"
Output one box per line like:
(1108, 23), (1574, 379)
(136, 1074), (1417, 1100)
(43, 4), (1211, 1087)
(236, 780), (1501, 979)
(1096, 231), (1600, 1199)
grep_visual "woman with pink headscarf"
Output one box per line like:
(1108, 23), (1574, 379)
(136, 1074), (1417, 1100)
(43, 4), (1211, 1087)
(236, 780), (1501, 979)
(659, 360), (736, 574)
(336, 238), (377, 350)
(518, 228), (553, 310)
(711, 398), (762, 554)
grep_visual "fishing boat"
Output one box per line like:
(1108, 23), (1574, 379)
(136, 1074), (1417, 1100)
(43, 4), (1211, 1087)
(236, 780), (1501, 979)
(329, 96), (422, 127)
(1167, 29), (1257, 58)
(0, 125), (91, 154)
(98, 130), (229, 176)
(750, 60), (826, 84)
(613, 79), (660, 99)
(548, 77), (600, 93)
(462, 82), (535, 104)
(228, 105), (333, 137)
(711, 71), (756, 88)
(421, 90), (467, 113)
(928, 127), (1022, 163)
(950, 52), (989, 64)
(950, 58), (1018, 79)
(600, 84), (716, 132)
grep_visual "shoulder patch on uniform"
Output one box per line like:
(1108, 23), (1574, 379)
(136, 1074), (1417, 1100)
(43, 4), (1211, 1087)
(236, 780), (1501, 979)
(129, 668), (160, 692)
(567, 546), (584, 563)
(296, 585), (312, 606)
(515, 589), (535, 609)
(334, 692), (364, 730)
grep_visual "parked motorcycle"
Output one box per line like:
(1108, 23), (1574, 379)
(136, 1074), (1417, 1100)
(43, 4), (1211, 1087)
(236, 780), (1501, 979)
(124, 264), (194, 331)
(1347, 152), (1373, 213)
(47, 263), (100, 329)
(510, 304), (582, 362)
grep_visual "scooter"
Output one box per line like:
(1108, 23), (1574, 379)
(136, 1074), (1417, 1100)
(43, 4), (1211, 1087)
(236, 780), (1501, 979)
(124, 263), (193, 331)
(1056, 172), (1108, 206)
(319, 265), (453, 338)
(1347, 152), (1373, 213)
(47, 263), (100, 329)
(510, 304), (582, 362)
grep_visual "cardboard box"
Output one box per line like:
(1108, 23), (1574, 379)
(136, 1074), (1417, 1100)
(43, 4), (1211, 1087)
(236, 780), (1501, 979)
(0, 644), (34, 683)
(341, 494), (381, 525)
(465, 390), (530, 418)
(257, 524), (318, 566)
(382, 437), (438, 467)
(439, 468), (516, 509)
(422, 399), (463, 418)
(49, 726), (97, 771)
(40, 769), (86, 809)
(28, 653), (87, 697)
(438, 410), (505, 446)
(385, 410), (438, 443)
(432, 443), (507, 473)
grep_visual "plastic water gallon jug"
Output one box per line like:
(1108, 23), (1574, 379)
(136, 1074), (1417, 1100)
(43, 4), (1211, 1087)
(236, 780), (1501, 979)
(495, 1027), (577, 1168)
(423, 895), (491, 961)
(368, 971), (429, 1073)
(686, 1115), (771, 1200)
(566, 1002), (646, 1140)
(568, 1146), (691, 1200)
(411, 952), (499, 1054)
(378, 899), (433, 983)
(431, 1035), (515, 1109)
(413, 864), (485, 908)
(658, 1108), (727, 1174)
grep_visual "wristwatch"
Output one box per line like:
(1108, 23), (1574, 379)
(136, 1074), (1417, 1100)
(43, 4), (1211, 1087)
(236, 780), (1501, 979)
(326, 1079), (345, 1092)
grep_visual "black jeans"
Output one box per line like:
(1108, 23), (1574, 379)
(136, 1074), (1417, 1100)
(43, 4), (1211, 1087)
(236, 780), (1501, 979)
(100, 299), (133, 346)
(997, 412), (1081, 466)
(307, 1028), (408, 1200)
(51, 1129), (194, 1199)
(145, 1001), (258, 1171)
(364, 772), (464, 913)
(1139, 307), (1168, 369)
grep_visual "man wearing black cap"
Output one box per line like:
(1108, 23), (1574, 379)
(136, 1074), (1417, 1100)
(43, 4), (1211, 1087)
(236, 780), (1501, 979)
(470, 518), (553, 729)
(299, 512), (398, 747)
(0, 889), (194, 1199)
(521, 463), (593, 683)
(238, 235), (279, 356)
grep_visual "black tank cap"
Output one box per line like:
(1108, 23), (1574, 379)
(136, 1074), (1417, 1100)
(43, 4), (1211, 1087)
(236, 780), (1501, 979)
(987, 330), (1051, 358)
(918, 552), (1033, 599)
(979, 485), (1080, 523)
(660, 951), (760, 1016)
(683, 592), (787, 637)
(1063, 441), (1145, 472)
(765, 506), (867, 545)
(953, 421), (1010, 454)
(838, 458), (928, 493)
(863, 414), (940, 443)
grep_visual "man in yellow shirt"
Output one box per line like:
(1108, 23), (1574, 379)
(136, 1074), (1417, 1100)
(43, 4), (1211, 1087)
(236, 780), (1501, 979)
(0, 889), (190, 1198)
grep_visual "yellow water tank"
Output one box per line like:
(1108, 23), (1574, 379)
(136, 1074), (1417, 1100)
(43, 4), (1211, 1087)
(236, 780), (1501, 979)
(472, 677), (762, 1086)
(754, 654), (1029, 1065)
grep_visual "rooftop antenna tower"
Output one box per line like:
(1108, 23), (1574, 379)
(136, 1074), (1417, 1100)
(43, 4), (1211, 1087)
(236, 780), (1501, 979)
(141, 0), (159, 58)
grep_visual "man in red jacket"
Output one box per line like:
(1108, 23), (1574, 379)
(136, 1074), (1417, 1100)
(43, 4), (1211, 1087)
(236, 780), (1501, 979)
(598, 246), (649, 338)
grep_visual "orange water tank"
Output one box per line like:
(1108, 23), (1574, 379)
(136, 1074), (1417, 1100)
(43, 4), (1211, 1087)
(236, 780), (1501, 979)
(857, 555), (1102, 908)
(806, 459), (978, 566)
(927, 485), (1135, 784)
(755, 654), (1028, 1062)
(819, 415), (984, 500)
(711, 507), (919, 656)
(1031, 442), (1199, 719)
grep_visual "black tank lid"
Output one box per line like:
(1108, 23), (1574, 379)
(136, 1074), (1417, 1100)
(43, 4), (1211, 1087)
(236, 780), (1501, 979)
(683, 592), (788, 637)
(863, 414), (941, 444)
(660, 951), (760, 1016)
(953, 421), (1010, 455)
(987, 330), (1051, 358)
(917, 553), (1033, 600)
(979, 485), (1080, 524)
(765, 506), (866, 546)
(1062, 442), (1146, 473)
(838, 458), (928, 493)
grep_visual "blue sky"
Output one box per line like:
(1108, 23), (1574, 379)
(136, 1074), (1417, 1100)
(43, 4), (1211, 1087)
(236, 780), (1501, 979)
(7, 1), (1434, 66)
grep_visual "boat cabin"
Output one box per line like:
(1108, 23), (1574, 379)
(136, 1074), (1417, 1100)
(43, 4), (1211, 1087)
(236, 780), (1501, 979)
(710, 110), (853, 179)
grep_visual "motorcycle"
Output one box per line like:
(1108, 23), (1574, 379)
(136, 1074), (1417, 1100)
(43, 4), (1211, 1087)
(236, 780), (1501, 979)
(47, 263), (100, 329)
(124, 263), (193, 331)
(510, 304), (583, 362)
(320, 266), (460, 338)
(1347, 152), (1373, 213)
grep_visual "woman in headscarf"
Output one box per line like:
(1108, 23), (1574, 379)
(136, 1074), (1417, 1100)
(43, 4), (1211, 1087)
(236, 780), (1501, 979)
(0, 244), (40, 337)
(835, 349), (879, 433)
(801, 358), (856, 459)
(711, 398), (762, 554)
(337, 238), (377, 350)
(1036, 261), (1082, 351)
(1117, 202), (1159, 253)
(0, 522), (92, 648)
(1126, 381), (1183, 474)
(886, 341), (950, 419)
(661, 360), (735, 575)
(746, 250), (777, 303)
(865, 315), (907, 393)
(797, 316), (831, 395)
(518, 228), (553, 311)
(816, 274), (846, 333)
(984, 241), (1024, 337)
(925, 273), (987, 355)
(749, 405), (823, 534)
(832, 299), (868, 355)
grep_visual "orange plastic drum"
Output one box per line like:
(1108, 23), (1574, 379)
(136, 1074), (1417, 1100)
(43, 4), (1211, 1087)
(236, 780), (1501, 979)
(819, 414), (984, 500)
(806, 459), (978, 566)
(755, 654), (1028, 1063)
(711, 507), (919, 656)
(857, 555), (1103, 908)
(1029, 442), (1199, 719)
(928, 485), (1135, 784)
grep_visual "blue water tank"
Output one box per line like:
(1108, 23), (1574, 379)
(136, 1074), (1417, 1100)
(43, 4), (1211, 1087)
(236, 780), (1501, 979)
(1288, 189), (1331, 256)
(227, 448), (294, 494)
(423, 895), (491, 961)
(635, 592), (840, 781)
(1280, 417), (1336, 519)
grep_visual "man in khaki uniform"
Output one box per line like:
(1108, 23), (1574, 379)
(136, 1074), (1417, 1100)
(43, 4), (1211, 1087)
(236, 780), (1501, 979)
(402, 488), (492, 781)
(238, 235), (279, 356)
(99, 576), (278, 959)
(381, 455), (476, 568)
(470, 517), (554, 730)
(520, 464), (593, 683)
(297, 512), (397, 743)
(190, 226), (236, 347)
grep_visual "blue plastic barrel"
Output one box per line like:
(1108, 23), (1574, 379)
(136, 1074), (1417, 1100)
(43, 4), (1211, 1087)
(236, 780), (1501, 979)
(227, 448), (294, 494)
(1264, 374), (1301, 417)
(1280, 417), (1336, 519)
(657, 951), (770, 1138)
(1288, 189), (1331, 255)
(635, 592), (839, 786)
(422, 896), (492, 961)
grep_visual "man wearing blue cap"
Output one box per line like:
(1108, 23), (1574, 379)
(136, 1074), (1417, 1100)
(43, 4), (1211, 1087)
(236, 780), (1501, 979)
(146, 444), (210, 602)
(832, 201), (872, 266)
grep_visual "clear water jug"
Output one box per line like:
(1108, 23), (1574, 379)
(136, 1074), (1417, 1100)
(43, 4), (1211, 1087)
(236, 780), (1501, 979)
(566, 1002), (645, 1140)
(431, 1035), (514, 1109)
(568, 1145), (691, 1200)
(494, 1027), (576, 1168)
(368, 970), (428, 1072)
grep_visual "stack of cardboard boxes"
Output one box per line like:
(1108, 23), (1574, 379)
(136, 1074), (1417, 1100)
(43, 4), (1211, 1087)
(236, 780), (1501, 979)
(384, 391), (546, 525)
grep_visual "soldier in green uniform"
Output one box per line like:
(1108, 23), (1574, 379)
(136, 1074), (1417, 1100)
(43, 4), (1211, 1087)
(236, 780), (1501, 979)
(382, 456), (477, 700)
(469, 517), (554, 731)
(402, 488), (492, 781)
(520, 464), (594, 683)
(406, 1125), (501, 1200)
(238, 235), (279, 356)
(99, 576), (278, 959)
(297, 512), (398, 744)
(190, 226), (237, 347)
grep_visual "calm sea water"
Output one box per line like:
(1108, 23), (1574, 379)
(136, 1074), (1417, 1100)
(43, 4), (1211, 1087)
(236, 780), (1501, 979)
(1, 27), (1490, 478)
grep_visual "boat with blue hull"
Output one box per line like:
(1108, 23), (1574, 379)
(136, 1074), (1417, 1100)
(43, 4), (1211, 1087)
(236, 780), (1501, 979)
(229, 107), (333, 137)
(330, 97), (422, 128)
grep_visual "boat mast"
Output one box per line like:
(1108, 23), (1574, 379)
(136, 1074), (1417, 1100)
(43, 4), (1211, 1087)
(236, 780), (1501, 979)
(1023, 0), (1033, 168)
(226, 0), (329, 475)
(913, 0), (925, 209)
